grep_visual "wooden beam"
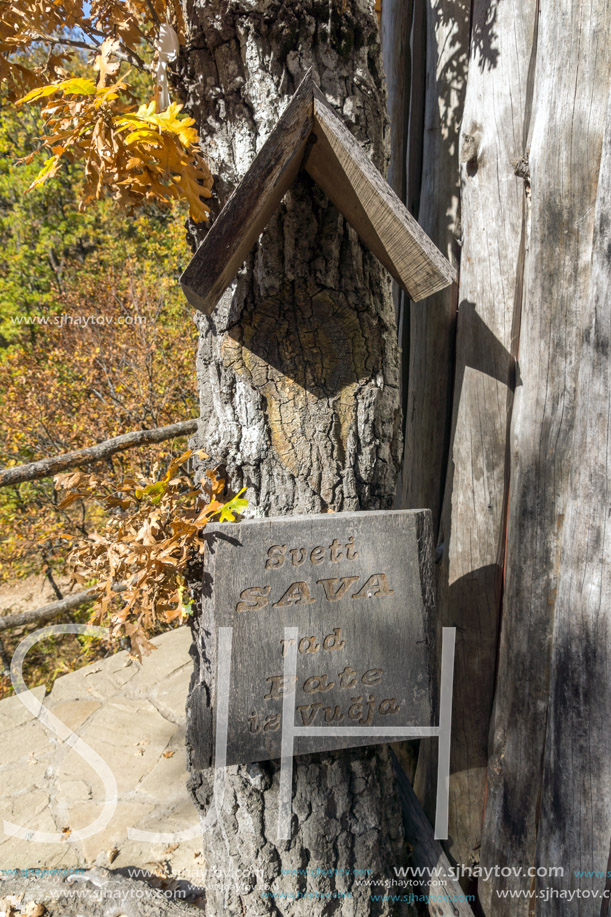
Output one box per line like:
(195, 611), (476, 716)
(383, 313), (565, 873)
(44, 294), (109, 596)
(180, 71), (315, 314)
(181, 72), (455, 314)
(305, 88), (456, 302)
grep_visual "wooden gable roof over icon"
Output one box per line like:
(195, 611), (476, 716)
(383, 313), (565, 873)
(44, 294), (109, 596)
(180, 70), (456, 315)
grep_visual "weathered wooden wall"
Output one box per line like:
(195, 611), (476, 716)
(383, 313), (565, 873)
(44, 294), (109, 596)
(384, 0), (611, 912)
(420, 0), (536, 876)
(535, 74), (611, 914)
(479, 0), (611, 909)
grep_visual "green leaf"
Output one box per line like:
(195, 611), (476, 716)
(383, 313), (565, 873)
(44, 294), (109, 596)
(215, 487), (248, 523)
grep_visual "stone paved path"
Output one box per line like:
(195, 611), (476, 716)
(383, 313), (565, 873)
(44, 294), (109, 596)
(0, 626), (202, 878)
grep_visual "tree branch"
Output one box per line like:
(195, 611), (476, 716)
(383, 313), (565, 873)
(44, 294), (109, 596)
(0, 584), (127, 633)
(0, 419), (198, 488)
(32, 34), (101, 53)
(32, 32), (150, 72)
(142, 0), (162, 27)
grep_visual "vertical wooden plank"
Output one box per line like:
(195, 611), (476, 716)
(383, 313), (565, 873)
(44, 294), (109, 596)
(392, 750), (477, 917)
(400, 0), (469, 525)
(381, 0), (414, 506)
(416, 0), (536, 877)
(381, 0), (413, 203)
(479, 0), (611, 909)
(406, 0), (426, 220)
(381, 0), (413, 371)
(535, 77), (611, 912)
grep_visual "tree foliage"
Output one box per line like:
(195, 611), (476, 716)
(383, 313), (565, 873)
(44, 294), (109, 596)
(0, 1), (226, 688)
(0, 243), (199, 583)
(56, 459), (247, 659)
(1, 0), (212, 218)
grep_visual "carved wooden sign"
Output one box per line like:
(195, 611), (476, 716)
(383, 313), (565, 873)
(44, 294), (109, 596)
(192, 509), (437, 767)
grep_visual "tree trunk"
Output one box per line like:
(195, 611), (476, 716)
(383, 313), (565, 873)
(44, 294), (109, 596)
(178, 2), (407, 914)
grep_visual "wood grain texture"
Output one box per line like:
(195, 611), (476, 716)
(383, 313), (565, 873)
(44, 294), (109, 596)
(193, 511), (436, 768)
(534, 75), (611, 914)
(180, 70), (315, 314)
(400, 0), (469, 525)
(415, 0), (536, 874)
(479, 0), (611, 909)
(391, 749), (476, 917)
(380, 0), (413, 342)
(181, 67), (455, 316)
(306, 88), (456, 303)
(380, 0), (412, 206)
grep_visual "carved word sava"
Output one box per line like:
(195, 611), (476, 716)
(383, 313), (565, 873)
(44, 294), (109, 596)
(236, 537), (394, 613)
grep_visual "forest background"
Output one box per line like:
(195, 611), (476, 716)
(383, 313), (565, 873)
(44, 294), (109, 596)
(0, 57), (199, 695)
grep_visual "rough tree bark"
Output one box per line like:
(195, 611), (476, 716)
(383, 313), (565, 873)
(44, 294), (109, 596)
(178, 2), (407, 914)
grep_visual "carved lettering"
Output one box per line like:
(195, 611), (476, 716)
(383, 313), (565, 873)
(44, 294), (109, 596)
(323, 705), (344, 723)
(348, 696), (364, 721)
(379, 698), (400, 715)
(345, 535), (358, 560)
(347, 695), (376, 725)
(236, 585), (271, 613)
(361, 668), (383, 686)
(272, 581), (316, 607)
(322, 627), (346, 651)
(352, 573), (395, 599)
(310, 546), (325, 564)
(264, 675), (298, 700)
(265, 544), (286, 569)
(280, 637), (297, 657)
(329, 538), (343, 562)
(303, 674), (335, 694)
(298, 704), (323, 726)
(338, 665), (357, 689)
(289, 547), (307, 566)
(317, 576), (360, 602)
(263, 714), (281, 732)
(298, 636), (320, 654)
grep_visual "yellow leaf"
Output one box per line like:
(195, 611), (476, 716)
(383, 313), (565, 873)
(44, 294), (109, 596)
(28, 155), (60, 189)
(59, 77), (97, 96)
(18, 84), (61, 104)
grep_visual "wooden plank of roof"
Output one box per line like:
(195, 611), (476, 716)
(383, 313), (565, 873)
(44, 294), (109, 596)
(305, 86), (456, 302)
(180, 71), (316, 314)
